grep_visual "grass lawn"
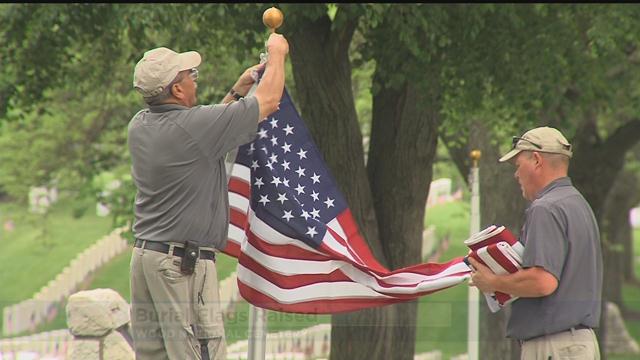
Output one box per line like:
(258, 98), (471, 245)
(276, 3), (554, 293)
(0, 197), (112, 331)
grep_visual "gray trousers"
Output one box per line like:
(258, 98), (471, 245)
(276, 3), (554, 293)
(520, 328), (600, 360)
(130, 243), (226, 360)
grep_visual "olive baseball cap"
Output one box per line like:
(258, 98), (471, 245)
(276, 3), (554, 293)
(133, 47), (201, 98)
(499, 126), (573, 162)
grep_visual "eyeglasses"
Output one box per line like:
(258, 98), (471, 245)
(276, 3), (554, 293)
(512, 136), (542, 150)
(188, 68), (198, 82)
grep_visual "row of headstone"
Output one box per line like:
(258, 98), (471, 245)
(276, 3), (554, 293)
(0, 328), (71, 359)
(426, 178), (463, 209)
(2, 227), (128, 336)
(2, 298), (638, 359)
(227, 323), (331, 359)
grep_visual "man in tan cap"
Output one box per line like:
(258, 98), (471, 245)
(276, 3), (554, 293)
(128, 33), (289, 360)
(468, 127), (603, 359)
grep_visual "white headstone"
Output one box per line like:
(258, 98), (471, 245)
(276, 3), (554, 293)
(96, 202), (110, 217)
(629, 207), (640, 229)
(426, 178), (452, 208)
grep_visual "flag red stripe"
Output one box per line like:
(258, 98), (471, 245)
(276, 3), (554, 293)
(486, 244), (519, 274)
(229, 177), (251, 198)
(222, 240), (241, 258)
(230, 207), (248, 229)
(246, 231), (331, 262)
(495, 292), (512, 305)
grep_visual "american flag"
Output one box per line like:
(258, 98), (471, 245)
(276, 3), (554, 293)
(464, 225), (523, 312)
(222, 88), (472, 314)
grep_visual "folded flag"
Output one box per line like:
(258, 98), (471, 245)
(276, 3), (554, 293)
(464, 225), (524, 312)
(221, 87), (472, 314)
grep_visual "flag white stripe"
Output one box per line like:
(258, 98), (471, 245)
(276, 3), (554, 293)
(237, 264), (394, 303)
(229, 192), (250, 213)
(319, 230), (359, 264)
(510, 241), (525, 255)
(228, 224), (246, 244)
(326, 218), (347, 240)
(231, 163), (251, 180)
(477, 247), (509, 275)
(497, 243), (523, 268)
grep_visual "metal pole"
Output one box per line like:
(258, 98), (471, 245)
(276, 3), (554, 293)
(247, 305), (267, 360)
(245, 8), (284, 360)
(467, 150), (481, 360)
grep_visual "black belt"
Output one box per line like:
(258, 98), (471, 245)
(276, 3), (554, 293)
(520, 325), (592, 344)
(134, 239), (216, 261)
(572, 324), (591, 331)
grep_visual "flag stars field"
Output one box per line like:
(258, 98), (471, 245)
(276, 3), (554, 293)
(277, 193), (288, 204)
(324, 197), (334, 208)
(282, 210), (294, 222)
(283, 124), (294, 135)
(306, 226), (318, 238)
(258, 194), (270, 206)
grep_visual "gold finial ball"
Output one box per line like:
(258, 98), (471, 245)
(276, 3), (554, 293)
(470, 150), (482, 161)
(263, 7), (284, 31)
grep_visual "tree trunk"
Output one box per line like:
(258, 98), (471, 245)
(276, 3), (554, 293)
(602, 169), (640, 311)
(364, 73), (441, 359)
(286, 8), (429, 360)
(569, 116), (640, 358)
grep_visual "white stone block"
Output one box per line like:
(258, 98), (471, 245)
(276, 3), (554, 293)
(66, 289), (130, 337)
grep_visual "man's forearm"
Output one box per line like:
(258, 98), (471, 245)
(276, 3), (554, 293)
(254, 55), (286, 119)
(492, 267), (558, 298)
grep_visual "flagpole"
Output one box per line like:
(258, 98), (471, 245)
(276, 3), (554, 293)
(467, 150), (481, 360)
(246, 7), (284, 360)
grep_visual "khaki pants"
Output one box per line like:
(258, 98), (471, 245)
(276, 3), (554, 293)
(130, 243), (226, 360)
(520, 328), (600, 360)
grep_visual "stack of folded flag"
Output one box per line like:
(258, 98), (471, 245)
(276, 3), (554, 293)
(464, 225), (524, 312)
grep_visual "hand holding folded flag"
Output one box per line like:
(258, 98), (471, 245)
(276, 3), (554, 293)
(464, 225), (524, 312)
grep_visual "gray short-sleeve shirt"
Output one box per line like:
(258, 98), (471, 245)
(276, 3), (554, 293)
(507, 177), (603, 340)
(127, 97), (259, 249)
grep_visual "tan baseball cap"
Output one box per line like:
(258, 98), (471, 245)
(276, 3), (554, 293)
(499, 126), (573, 162)
(133, 47), (201, 98)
